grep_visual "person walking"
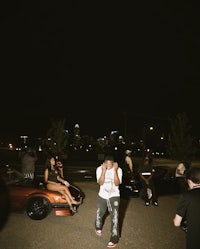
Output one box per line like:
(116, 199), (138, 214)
(138, 156), (158, 206)
(173, 167), (200, 249)
(95, 155), (123, 248)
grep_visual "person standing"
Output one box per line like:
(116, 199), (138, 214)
(21, 147), (38, 181)
(138, 157), (158, 206)
(124, 150), (134, 179)
(173, 167), (200, 249)
(95, 155), (123, 248)
(175, 160), (189, 193)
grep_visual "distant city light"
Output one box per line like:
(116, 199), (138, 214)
(111, 130), (119, 135)
(20, 135), (28, 144)
(8, 144), (13, 150)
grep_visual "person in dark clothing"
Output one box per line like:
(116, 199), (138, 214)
(44, 156), (81, 213)
(175, 160), (191, 194)
(138, 157), (158, 206)
(173, 167), (200, 249)
(21, 148), (38, 180)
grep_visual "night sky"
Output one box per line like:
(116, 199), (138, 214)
(1, 2), (200, 140)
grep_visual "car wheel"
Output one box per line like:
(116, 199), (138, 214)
(26, 196), (52, 220)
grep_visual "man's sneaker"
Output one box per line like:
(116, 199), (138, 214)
(95, 229), (102, 236)
(153, 201), (158, 206)
(107, 241), (117, 248)
(145, 201), (150, 206)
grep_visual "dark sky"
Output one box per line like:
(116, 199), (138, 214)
(1, 2), (200, 140)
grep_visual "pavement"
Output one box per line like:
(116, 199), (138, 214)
(0, 181), (186, 249)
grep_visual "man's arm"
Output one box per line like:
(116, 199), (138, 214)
(97, 163), (107, 185)
(173, 214), (183, 227)
(125, 157), (133, 172)
(113, 163), (121, 186)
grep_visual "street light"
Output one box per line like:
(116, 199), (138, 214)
(142, 126), (154, 158)
(20, 135), (28, 144)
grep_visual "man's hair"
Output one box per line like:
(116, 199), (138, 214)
(144, 156), (152, 164)
(104, 155), (114, 161)
(186, 167), (200, 184)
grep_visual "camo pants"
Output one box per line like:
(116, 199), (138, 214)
(95, 195), (120, 243)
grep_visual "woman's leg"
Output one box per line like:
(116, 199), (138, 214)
(62, 186), (80, 204)
(59, 190), (76, 212)
(53, 184), (80, 204)
(46, 184), (77, 212)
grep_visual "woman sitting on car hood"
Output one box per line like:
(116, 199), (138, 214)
(44, 156), (80, 213)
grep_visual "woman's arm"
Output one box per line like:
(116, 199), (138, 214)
(59, 168), (64, 178)
(57, 175), (70, 186)
(44, 169), (49, 183)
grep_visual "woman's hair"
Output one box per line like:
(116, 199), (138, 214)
(45, 155), (55, 170)
(186, 167), (200, 184)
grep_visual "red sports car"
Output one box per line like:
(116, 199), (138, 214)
(0, 164), (84, 221)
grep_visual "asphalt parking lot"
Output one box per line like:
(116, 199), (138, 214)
(0, 181), (186, 249)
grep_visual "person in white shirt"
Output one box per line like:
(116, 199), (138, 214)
(95, 155), (123, 248)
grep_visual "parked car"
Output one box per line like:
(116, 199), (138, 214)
(120, 165), (180, 198)
(153, 165), (180, 196)
(0, 164), (84, 220)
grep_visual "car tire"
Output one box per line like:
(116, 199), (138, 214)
(26, 196), (52, 220)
